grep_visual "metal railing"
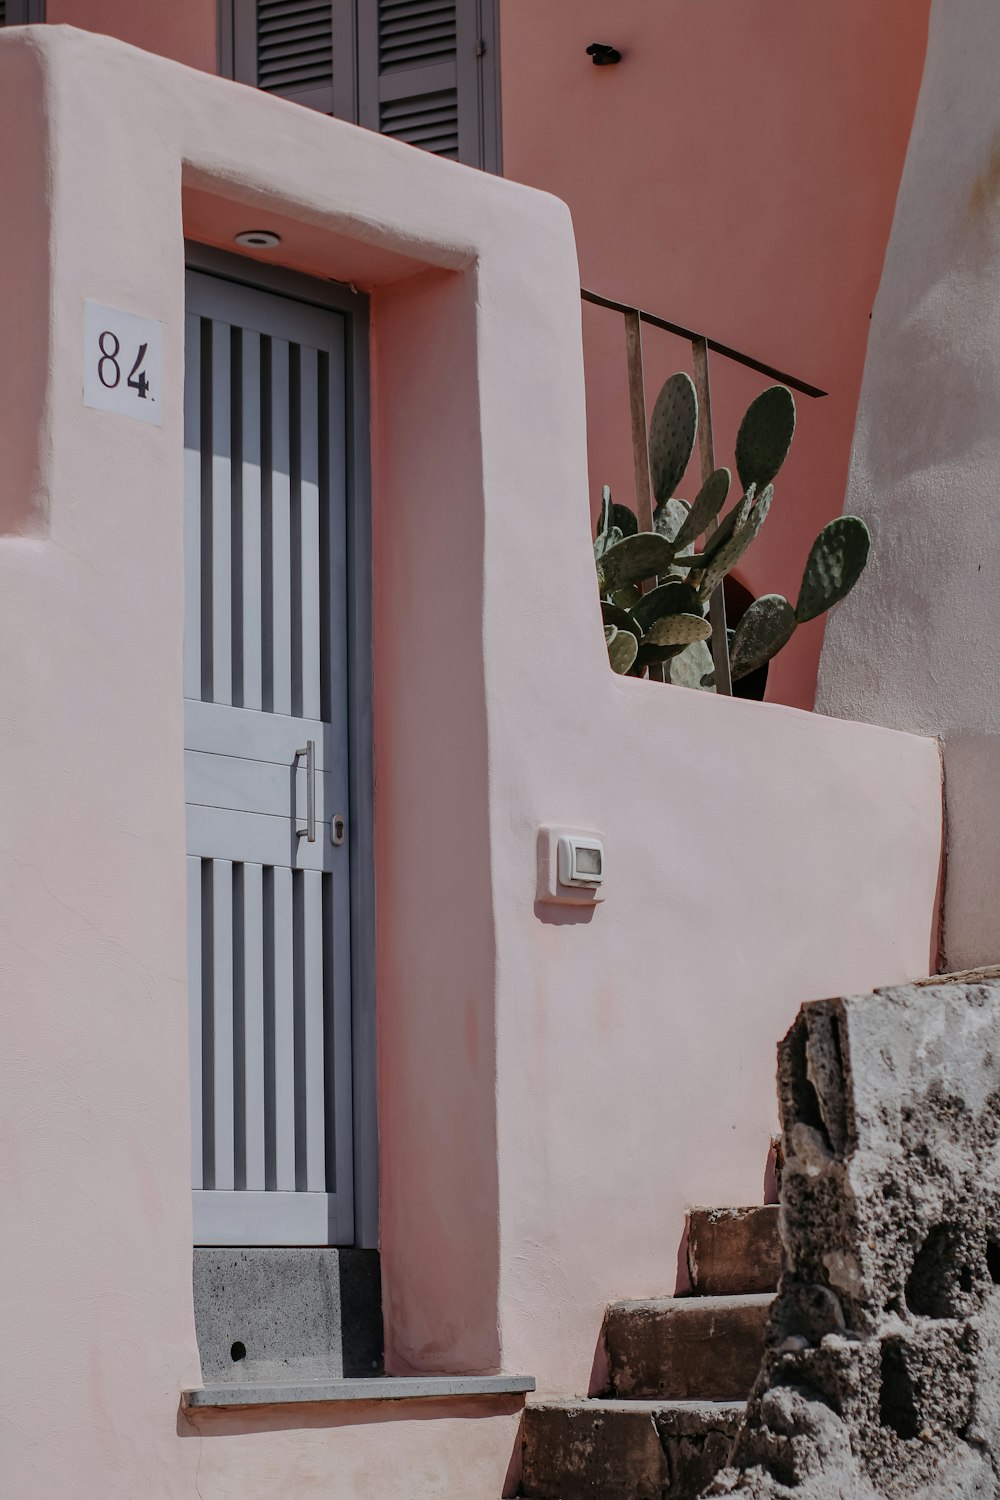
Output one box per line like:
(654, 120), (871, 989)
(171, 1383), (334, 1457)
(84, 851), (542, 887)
(581, 288), (827, 695)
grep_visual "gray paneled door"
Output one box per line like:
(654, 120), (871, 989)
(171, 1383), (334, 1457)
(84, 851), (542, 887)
(184, 270), (354, 1246)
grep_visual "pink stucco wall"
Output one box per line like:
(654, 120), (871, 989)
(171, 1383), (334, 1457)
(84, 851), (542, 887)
(0, 24), (943, 1499)
(500, 0), (931, 711)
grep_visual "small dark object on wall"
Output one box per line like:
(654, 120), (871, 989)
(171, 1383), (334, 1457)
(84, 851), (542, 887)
(586, 42), (622, 66)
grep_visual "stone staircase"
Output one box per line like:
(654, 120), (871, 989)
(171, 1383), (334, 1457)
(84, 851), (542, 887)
(521, 1205), (780, 1500)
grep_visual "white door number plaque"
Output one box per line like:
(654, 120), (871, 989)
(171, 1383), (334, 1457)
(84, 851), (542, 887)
(84, 300), (163, 426)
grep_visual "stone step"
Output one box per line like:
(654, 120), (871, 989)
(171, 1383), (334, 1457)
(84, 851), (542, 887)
(686, 1205), (781, 1296)
(521, 1398), (743, 1500)
(605, 1294), (772, 1401)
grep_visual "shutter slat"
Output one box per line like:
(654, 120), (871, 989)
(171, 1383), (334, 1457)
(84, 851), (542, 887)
(378, 0), (456, 70)
(257, 0), (333, 97)
(380, 87), (459, 157)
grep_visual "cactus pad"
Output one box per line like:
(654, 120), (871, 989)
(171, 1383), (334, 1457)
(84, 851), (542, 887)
(602, 601), (643, 639)
(729, 594), (797, 681)
(697, 484), (774, 601)
(795, 515), (871, 623)
(608, 629), (638, 675)
(649, 373), (698, 504)
(631, 580), (703, 633)
(642, 612), (713, 648)
(652, 497), (690, 543)
(612, 503), (639, 539)
(595, 525), (623, 563)
(736, 385), (796, 492)
(597, 485), (613, 540)
(674, 467), (731, 551)
(599, 532), (679, 592)
(667, 638), (715, 690)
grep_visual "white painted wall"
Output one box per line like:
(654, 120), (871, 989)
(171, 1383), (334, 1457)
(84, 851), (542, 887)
(816, 0), (1000, 970)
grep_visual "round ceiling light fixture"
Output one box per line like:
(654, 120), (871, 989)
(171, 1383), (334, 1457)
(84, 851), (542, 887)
(234, 229), (281, 249)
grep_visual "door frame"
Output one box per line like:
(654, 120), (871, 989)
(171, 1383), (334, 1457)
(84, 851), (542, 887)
(183, 241), (378, 1249)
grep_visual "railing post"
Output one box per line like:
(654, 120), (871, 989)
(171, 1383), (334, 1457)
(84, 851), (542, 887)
(691, 337), (733, 697)
(624, 310), (654, 536)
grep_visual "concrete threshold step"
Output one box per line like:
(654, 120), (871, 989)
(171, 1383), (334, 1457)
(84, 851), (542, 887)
(521, 1398), (744, 1500)
(687, 1205), (780, 1296)
(183, 1373), (534, 1408)
(605, 1294), (772, 1401)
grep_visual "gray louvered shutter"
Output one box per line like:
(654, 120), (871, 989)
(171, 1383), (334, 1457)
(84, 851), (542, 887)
(228, 0), (356, 118)
(357, 0), (500, 171)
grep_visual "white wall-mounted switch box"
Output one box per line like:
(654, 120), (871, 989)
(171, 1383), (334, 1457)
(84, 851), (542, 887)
(557, 835), (604, 888)
(537, 826), (607, 906)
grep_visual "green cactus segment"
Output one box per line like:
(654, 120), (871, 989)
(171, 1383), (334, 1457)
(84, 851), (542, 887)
(649, 372), (698, 504)
(599, 532), (678, 592)
(630, 581), (703, 633)
(642, 612), (713, 648)
(608, 629), (639, 675)
(794, 516), (871, 623)
(598, 485), (613, 540)
(668, 638), (715, 690)
(595, 525), (623, 563)
(736, 385), (796, 492)
(674, 467), (731, 550)
(610, 584), (641, 610)
(612, 503), (639, 538)
(689, 484), (756, 567)
(697, 484), (774, 601)
(637, 643), (688, 669)
(729, 594), (797, 681)
(652, 497), (690, 543)
(602, 601), (643, 639)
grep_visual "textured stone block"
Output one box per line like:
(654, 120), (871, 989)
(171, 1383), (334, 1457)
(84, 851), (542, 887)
(688, 1207), (782, 1296)
(708, 983), (1000, 1499)
(522, 1398), (743, 1500)
(606, 1295), (772, 1400)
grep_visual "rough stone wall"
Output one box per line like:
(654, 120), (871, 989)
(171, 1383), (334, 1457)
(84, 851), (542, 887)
(708, 984), (1000, 1499)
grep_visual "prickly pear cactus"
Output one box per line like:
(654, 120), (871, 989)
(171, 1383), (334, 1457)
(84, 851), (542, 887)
(641, 612), (712, 648)
(694, 485), (774, 601)
(795, 516), (871, 623)
(593, 373), (870, 689)
(736, 385), (796, 492)
(599, 531), (679, 593)
(730, 594), (797, 681)
(649, 373), (697, 505)
(607, 628), (638, 675)
(631, 580), (702, 633)
(673, 467), (731, 551)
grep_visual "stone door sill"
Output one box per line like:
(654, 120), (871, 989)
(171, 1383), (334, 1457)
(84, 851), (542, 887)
(182, 1374), (536, 1408)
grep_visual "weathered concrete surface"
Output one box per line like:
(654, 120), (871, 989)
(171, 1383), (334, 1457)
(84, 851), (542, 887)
(707, 983), (1000, 1499)
(522, 1399), (744, 1500)
(606, 1295), (773, 1401)
(688, 1207), (782, 1296)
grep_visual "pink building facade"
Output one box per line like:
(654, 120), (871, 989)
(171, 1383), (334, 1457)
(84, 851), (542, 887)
(0, 7), (979, 1499)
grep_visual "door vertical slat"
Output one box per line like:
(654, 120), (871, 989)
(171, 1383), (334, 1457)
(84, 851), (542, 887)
(242, 861), (267, 1189)
(241, 330), (264, 711)
(299, 346), (323, 720)
(271, 863), (297, 1190)
(211, 322), (234, 707)
(212, 858), (236, 1190)
(183, 315), (203, 702)
(187, 855), (204, 1190)
(302, 869), (326, 1190)
(270, 338), (293, 717)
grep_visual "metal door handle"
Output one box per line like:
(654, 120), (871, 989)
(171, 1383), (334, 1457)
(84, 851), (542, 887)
(296, 740), (316, 842)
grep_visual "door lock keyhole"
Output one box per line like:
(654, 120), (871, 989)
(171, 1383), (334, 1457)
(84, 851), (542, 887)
(332, 815), (346, 846)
